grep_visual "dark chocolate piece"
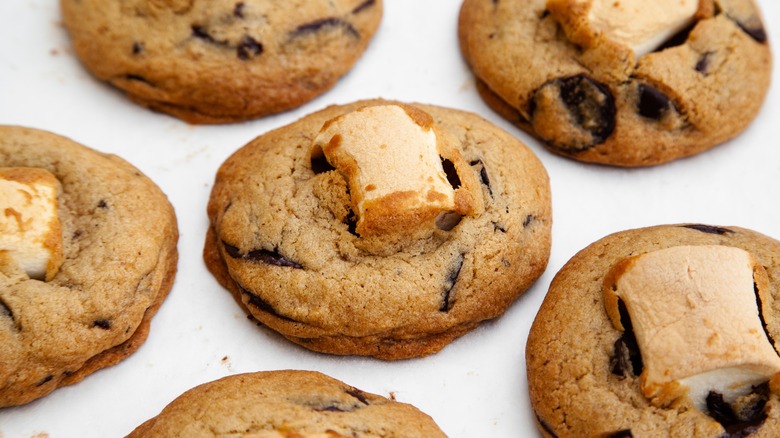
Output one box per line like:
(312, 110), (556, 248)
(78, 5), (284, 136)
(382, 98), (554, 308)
(523, 215), (534, 228)
(239, 285), (296, 322)
(93, 319), (111, 330)
(132, 42), (143, 55)
(440, 158), (462, 189)
(607, 431), (633, 438)
(440, 254), (465, 312)
(696, 52), (713, 74)
(237, 35), (263, 60)
(223, 242), (304, 269)
(736, 19), (768, 44)
(469, 159), (492, 196)
(655, 21), (697, 52)
(97, 199), (108, 209)
(290, 18), (359, 39)
(637, 84), (671, 120)
(681, 224), (735, 235)
(233, 2), (246, 18)
(345, 387), (370, 405)
(36, 375), (54, 387)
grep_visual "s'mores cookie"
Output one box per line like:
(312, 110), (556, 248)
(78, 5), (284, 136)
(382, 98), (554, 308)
(204, 99), (551, 360)
(527, 224), (780, 437)
(459, 0), (772, 166)
(0, 126), (178, 407)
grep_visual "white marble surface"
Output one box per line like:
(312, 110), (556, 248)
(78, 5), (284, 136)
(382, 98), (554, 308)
(0, 1), (778, 436)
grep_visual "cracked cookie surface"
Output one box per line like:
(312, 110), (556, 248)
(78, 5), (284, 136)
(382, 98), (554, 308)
(526, 224), (780, 437)
(0, 126), (178, 407)
(60, 0), (382, 123)
(458, 0), (772, 166)
(204, 99), (551, 360)
(127, 370), (446, 437)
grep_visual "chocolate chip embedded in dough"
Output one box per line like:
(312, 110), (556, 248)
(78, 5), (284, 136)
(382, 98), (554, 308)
(236, 35), (263, 60)
(695, 52), (713, 74)
(440, 157), (462, 190)
(239, 285), (296, 322)
(351, 0), (376, 14)
(440, 254), (465, 312)
(223, 242), (303, 269)
(637, 84), (672, 120)
(606, 430), (633, 438)
(290, 18), (360, 39)
(735, 18), (768, 43)
(233, 2), (246, 18)
(681, 224), (735, 235)
(530, 74), (616, 152)
(469, 159), (492, 196)
(93, 319), (112, 330)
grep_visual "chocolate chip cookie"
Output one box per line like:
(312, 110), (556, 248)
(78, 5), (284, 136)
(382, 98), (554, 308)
(527, 224), (780, 437)
(0, 126), (178, 407)
(459, 0), (772, 166)
(204, 99), (551, 360)
(127, 370), (447, 437)
(60, 0), (382, 124)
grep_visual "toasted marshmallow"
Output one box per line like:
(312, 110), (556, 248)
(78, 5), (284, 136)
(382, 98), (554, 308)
(548, 0), (700, 57)
(0, 167), (63, 281)
(311, 104), (480, 237)
(604, 245), (780, 411)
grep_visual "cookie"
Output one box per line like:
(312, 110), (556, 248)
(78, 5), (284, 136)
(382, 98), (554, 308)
(127, 370), (447, 437)
(0, 126), (178, 407)
(204, 99), (551, 360)
(60, 0), (382, 124)
(526, 224), (780, 437)
(459, 0), (772, 166)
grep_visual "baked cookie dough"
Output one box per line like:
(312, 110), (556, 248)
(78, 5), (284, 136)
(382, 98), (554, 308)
(0, 126), (178, 407)
(127, 370), (447, 437)
(459, 0), (772, 166)
(60, 0), (382, 124)
(527, 224), (780, 437)
(204, 99), (551, 360)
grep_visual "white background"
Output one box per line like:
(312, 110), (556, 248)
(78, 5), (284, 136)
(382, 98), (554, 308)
(0, 1), (779, 436)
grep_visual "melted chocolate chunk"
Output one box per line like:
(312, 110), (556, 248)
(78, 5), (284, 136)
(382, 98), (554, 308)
(291, 18), (359, 39)
(233, 2), (246, 18)
(97, 199), (108, 209)
(706, 385), (769, 436)
(655, 21), (698, 52)
(345, 387), (370, 405)
(736, 19), (768, 44)
(531, 74), (616, 151)
(36, 375), (54, 387)
(440, 254), (465, 312)
(614, 299), (643, 376)
(132, 42), (143, 55)
(240, 285), (295, 322)
(191, 25), (218, 43)
(93, 319), (111, 330)
(607, 431), (633, 438)
(237, 35), (263, 60)
(344, 209), (359, 236)
(311, 154), (336, 174)
(469, 160), (492, 196)
(440, 158), (462, 189)
(696, 52), (713, 74)
(223, 242), (304, 269)
(351, 0), (375, 14)
(637, 84), (671, 120)
(708, 392), (739, 426)
(681, 224), (735, 235)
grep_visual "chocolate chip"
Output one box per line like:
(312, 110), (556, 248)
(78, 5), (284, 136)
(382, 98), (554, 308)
(237, 35), (263, 60)
(239, 285), (295, 322)
(93, 320), (111, 330)
(706, 387), (770, 436)
(654, 21), (697, 52)
(440, 254), (465, 312)
(345, 387), (370, 405)
(344, 209), (359, 236)
(233, 2), (246, 18)
(607, 431), (633, 438)
(351, 0), (376, 14)
(436, 211), (462, 231)
(440, 158), (462, 189)
(191, 25), (216, 43)
(681, 224), (735, 235)
(696, 52), (713, 74)
(531, 74), (616, 151)
(97, 199), (108, 209)
(311, 154), (335, 174)
(637, 84), (671, 120)
(523, 215), (534, 228)
(36, 375), (54, 387)
(469, 159), (492, 196)
(290, 18), (360, 39)
(610, 337), (631, 378)
(132, 42), (144, 55)
(123, 74), (155, 86)
(223, 242), (304, 269)
(492, 222), (506, 233)
(614, 298), (643, 376)
(736, 19), (767, 44)
(707, 392), (739, 426)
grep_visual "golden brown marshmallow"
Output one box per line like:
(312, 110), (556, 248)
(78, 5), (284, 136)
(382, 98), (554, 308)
(0, 167), (63, 281)
(604, 245), (780, 411)
(547, 0), (701, 57)
(311, 104), (481, 238)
